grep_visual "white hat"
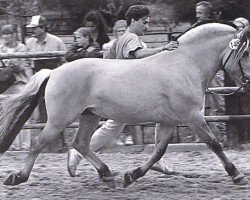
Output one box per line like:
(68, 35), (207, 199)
(26, 15), (48, 28)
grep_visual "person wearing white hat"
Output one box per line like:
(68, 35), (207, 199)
(26, 15), (67, 72)
(26, 15), (67, 150)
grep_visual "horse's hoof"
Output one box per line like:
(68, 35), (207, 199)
(100, 175), (116, 189)
(232, 173), (248, 186)
(3, 171), (28, 186)
(123, 172), (134, 188)
(98, 172), (116, 189)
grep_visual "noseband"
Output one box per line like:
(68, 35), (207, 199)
(206, 38), (250, 96)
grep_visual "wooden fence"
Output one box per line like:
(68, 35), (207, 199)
(1, 49), (250, 146)
(1, 51), (249, 124)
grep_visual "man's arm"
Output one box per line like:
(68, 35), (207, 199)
(133, 41), (179, 59)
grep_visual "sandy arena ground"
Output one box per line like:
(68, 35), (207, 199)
(0, 148), (249, 200)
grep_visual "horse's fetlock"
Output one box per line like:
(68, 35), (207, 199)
(133, 167), (144, 179)
(226, 163), (237, 177)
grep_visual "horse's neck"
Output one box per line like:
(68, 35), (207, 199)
(182, 35), (231, 90)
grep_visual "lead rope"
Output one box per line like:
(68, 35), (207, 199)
(206, 81), (248, 96)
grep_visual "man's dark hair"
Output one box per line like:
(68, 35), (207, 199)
(125, 5), (150, 26)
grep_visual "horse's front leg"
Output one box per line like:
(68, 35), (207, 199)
(187, 111), (248, 186)
(72, 113), (116, 189)
(4, 122), (63, 186)
(124, 123), (175, 187)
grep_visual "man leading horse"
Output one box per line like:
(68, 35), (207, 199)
(67, 4), (179, 178)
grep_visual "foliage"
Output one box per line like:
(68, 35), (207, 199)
(1, 0), (249, 33)
(166, 0), (250, 23)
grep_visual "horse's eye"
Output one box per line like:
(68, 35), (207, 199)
(243, 51), (249, 58)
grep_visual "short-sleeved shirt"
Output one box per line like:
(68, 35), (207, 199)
(26, 33), (67, 71)
(26, 32), (66, 53)
(104, 31), (144, 59)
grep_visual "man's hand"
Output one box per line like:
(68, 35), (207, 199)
(162, 41), (179, 51)
(86, 46), (96, 52)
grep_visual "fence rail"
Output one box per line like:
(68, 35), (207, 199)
(1, 51), (249, 131)
(20, 115), (250, 130)
(0, 51), (66, 59)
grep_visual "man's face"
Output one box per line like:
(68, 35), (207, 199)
(196, 5), (210, 22)
(31, 26), (45, 38)
(133, 16), (149, 36)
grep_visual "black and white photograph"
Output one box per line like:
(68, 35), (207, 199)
(0, 0), (250, 199)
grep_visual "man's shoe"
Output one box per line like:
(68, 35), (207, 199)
(124, 135), (134, 146)
(67, 149), (82, 177)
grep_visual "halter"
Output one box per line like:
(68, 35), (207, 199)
(206, 36), (250, 96)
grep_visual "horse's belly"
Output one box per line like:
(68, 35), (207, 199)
(88, 92), (177, 124)
(91, 106), (160, 124)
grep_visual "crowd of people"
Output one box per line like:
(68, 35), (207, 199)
(0, 1), (249, 176)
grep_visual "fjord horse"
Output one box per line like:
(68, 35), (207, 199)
(0, 22), (249, 188)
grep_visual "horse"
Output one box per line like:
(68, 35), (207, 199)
(0, 22), (249, 188)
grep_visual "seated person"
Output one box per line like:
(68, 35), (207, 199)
(65, 27), (102, 62)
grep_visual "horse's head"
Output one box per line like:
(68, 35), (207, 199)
(223, 24), (250, 93)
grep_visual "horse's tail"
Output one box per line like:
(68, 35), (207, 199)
(0, 69), (52, 154)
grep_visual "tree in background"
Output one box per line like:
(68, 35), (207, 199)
(161, 0), (249, 23)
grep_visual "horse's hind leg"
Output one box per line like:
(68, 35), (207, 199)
(72, 113), (116, 189)
(3, 122), (64, 186)
(124, 124), (175, 187)
(187, 111), (248, 186)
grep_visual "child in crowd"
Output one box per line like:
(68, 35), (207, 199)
(65, 27), (102, 62)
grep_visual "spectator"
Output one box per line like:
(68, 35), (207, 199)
(194, 1), (226, 143)
(83, 11), (110, 49)
(195, 1), (215, 23)
(26, 15), (67, 72)
(65, 27), (102, 62)
(99, 0), (117, 29)
(0, 24), (32, 150)
(102, 19), (127, 51)
(26, 15), (67, 151)
(67, 4), (179, 177)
